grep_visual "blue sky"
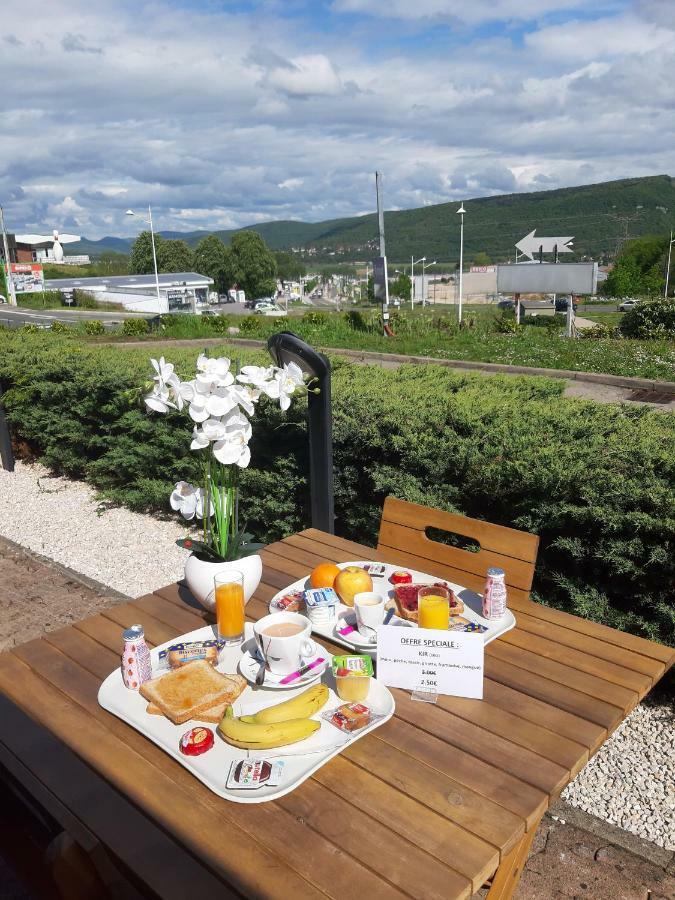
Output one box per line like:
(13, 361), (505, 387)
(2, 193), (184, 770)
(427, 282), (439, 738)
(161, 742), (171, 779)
(1, 0), (674, 239)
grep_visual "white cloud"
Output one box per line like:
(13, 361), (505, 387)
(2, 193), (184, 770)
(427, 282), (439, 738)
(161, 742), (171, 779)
(333, 0), (589, 24)
(264, 54), (343, 97)
(1, 0), (674, 239)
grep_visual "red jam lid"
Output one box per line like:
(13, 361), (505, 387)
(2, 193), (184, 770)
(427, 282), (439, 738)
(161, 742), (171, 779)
(389, 570), (412, 584)
(179, 726), (214, 756)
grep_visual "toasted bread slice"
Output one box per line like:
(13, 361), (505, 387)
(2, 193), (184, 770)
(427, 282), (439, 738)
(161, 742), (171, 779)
(140, 660), (246, 725)
(146, 695), (235, 723)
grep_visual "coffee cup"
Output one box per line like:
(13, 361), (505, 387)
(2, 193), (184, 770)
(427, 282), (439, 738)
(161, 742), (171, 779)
(353, 591), (386, 639)
(253, 612), (314, 676)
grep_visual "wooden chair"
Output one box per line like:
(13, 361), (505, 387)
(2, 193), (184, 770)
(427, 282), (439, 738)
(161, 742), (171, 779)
(377, 497), (539, 603)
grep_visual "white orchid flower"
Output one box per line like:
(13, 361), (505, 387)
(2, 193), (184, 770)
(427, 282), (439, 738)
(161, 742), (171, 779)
(264, 361), (305, 411)
(180, 378), (238, 423)
(169, 482), (213, 519)
(169, 481), (199, 520)
(237, 365), (276, 388)
(212, 408), (253, 468)
(196, 354), (235, 388)
(230, 383), (259, 417)
(145, 357), (183, 413)
(190, 417), (228, 450)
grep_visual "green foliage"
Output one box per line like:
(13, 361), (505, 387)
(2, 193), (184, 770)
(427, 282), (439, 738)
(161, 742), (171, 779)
(0, 333), (672, 647)
(228, 231), (278, 299)
(620, 298), (675, 339)
(156, 238), (194, 274)
(43, 252), (129, 279)
(390, 272), (411, 301)
(122, 318), (151, 336)
(73, 290), (100, 309)
(273, 251), (306, 281)
(84, 320), (105, 335)
(50, 320), (72, 334)
(301, 310), (329, 327)
(17, 291), (66, 309)
(129, 231), (157, 274)
(603, 234), (667, 297)
(193, 235), (230, 293)
(472, 251), (492, 266)
(579, 322), (621, 340)
(238, 315), (265, 334)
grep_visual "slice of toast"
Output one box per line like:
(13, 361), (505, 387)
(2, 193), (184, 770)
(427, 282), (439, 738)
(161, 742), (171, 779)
(146, 695), (235, 723)
(140, 660), (246, 725)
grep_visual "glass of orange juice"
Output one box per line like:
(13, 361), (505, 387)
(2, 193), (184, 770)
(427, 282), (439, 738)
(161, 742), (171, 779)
(418, 585), (450, 630)
(215, 571), (245, 645)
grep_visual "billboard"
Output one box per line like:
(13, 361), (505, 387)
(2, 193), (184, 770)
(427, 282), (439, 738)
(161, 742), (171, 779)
(470, 265), (496, 273)
(8, 263), (44, 294)
(372, 255), (389, 303)
(497, 262), (597, 295)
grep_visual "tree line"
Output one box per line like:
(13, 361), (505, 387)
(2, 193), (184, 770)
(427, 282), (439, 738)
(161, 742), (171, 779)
(129, 231), (305, 298)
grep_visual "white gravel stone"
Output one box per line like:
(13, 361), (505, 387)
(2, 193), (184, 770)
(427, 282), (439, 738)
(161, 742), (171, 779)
(561, 699), (675, 851)
(0, 461), (187, 597)
(1, 461), (673, 852)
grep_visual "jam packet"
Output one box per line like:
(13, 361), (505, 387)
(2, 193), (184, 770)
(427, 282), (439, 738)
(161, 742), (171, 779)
(227, 759), (285, 790)
(322, 702), (385, 734)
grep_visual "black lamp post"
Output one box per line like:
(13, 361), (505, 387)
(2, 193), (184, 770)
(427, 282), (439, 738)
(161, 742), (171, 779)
(267, 331), (334, 534)
(0, 385), (14, 472)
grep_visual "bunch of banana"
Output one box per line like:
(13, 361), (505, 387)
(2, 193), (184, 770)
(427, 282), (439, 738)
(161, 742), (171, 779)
(218, 683), (329, 750)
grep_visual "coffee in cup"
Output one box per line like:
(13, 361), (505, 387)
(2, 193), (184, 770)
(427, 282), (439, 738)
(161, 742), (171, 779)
(353, 591), (386, 638)
(253, 612), (314, 676)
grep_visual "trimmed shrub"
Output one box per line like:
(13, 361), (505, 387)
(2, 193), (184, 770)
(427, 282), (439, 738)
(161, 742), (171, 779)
(301, 310), (329, 327)
(50, 320), (71, 334)
(0, 332), (672, 646)
(122, 318), (150, 336)
(621, 298), (675, 339)
(84, 320), (105, 335)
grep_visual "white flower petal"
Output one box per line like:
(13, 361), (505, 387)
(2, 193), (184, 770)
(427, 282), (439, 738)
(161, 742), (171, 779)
(212, 439), (243, 465)
(237, 444), (251, 468)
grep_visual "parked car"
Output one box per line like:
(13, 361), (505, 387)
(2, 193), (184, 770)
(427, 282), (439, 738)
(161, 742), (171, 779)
(554, 295), (579, 312)
(497, 298), (514, 309)
(219, 293), (236, 304)
(253, 303), (288, 317)
(619, 298), (640, 312)
(197, 308), (218, 317)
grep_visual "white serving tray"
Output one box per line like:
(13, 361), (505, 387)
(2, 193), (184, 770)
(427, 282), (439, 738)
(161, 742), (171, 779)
(98, 622), (395, 804)
(270, 560), (516, 657)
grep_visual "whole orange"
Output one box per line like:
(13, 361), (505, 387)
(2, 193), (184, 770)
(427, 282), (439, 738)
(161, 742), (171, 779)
(310, 562), (341, 589)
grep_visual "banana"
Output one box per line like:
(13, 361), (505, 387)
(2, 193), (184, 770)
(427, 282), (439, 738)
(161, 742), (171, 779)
(218, 706), (320, 749)
(239, 683), (329, 726)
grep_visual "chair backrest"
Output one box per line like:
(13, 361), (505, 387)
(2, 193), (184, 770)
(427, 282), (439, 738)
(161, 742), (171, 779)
(377, 497), (539, 602)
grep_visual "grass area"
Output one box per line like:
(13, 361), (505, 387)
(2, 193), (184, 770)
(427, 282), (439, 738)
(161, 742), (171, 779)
(100, 308), (674, 381)
(17, 292), (121, 311)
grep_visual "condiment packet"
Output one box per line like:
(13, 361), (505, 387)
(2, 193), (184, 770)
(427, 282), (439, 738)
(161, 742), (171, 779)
(158, 639), (224, 669)
(227, 759), (285, 790)
(272, 590), (305, 612)
(304, 587), (339, 609)
(322, 703), (385, 734)
(332, 654), (374, 677)
(448, 617), (488, 634)
(364, 563), (386, 577)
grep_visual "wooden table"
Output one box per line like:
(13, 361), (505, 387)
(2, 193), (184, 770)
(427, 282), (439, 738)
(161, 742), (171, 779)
(0, 528), (673, 900)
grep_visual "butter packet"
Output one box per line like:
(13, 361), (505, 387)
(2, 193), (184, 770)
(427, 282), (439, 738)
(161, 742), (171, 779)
(304, 587), (339, 609)
(448, 617), (488, 634)
(227, 759), (285, 790)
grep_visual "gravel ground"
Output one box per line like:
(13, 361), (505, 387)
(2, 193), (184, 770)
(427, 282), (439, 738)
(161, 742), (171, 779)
(0, 460), (673, 853)
(562, 701), (675, 851)
(0, 461), (186, 597)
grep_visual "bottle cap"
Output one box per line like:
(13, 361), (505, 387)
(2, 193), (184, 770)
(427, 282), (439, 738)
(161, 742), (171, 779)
(487, 567), (506, 578)
(123, 624), (145, 641)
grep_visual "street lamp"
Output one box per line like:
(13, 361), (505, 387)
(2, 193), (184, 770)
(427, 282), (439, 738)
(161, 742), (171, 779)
(457, 204), (466, 324)
(410, 256), (425, 310)
(126, 206), (163, 313)
(421, 259), (436, 307)
(665, 230), (675, 298)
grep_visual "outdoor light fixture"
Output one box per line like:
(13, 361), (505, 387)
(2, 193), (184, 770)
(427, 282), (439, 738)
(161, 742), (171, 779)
(267, 332), (334, 533)
(126, 206), (163, 312)
(0, 385), (14, 472)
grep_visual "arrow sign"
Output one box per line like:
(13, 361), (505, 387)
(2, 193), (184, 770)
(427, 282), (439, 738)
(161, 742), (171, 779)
(516, 230), (573, 261)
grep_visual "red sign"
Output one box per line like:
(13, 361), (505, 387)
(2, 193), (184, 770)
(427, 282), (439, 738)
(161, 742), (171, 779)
(8, 263), (44, 293)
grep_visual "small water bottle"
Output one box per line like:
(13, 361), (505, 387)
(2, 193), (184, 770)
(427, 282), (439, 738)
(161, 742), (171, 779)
(121, 624), (152, 690)
(482, 568), (508, 620)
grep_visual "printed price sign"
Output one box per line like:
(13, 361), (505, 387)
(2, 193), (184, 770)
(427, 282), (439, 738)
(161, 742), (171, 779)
(376, 626), (484, 699)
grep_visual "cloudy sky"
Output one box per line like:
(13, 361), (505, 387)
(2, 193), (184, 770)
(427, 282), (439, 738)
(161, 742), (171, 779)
(2, 0), (674, 239)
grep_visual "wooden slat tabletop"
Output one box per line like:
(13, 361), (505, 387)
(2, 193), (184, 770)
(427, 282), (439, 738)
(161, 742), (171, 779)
(0, 528), (673, 900)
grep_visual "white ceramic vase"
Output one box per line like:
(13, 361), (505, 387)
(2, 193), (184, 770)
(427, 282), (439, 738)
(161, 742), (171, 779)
(183, 553), (262, 612)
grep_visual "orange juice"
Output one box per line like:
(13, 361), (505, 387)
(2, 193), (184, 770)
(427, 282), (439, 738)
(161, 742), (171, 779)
(418, 593), (450, 630)
(215, 581), (245, 642)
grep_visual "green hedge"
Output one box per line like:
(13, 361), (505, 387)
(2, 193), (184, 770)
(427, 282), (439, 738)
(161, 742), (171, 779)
(621, 298), (675, 339)
(0, 331), (673, 646)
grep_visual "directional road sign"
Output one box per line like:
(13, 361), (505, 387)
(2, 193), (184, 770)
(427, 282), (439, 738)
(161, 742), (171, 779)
(516, 230), (573, 261)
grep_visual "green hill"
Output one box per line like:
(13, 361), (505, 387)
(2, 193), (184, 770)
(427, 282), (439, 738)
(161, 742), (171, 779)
(72, 174), (675, 263)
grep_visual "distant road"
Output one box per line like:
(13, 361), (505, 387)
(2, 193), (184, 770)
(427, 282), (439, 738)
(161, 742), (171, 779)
(0, 305), (143, 329)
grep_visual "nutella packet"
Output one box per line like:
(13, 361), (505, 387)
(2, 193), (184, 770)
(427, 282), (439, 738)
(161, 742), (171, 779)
(227, 758), (285, 790)
(363, 563), (386, 577)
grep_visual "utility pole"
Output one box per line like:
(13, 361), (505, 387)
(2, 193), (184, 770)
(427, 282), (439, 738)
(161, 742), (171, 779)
(375, 172), (389, 333)
(0, 207), (17, 307)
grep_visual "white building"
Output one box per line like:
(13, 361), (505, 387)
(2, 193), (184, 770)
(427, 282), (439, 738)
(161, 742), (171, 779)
(44, 272), (214, 314)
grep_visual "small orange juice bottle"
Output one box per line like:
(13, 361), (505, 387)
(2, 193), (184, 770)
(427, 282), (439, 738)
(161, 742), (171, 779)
(215, 571), (245, 644)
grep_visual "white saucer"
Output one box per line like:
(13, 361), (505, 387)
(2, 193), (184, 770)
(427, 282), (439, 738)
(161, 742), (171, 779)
(238, 637), (328, 689)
